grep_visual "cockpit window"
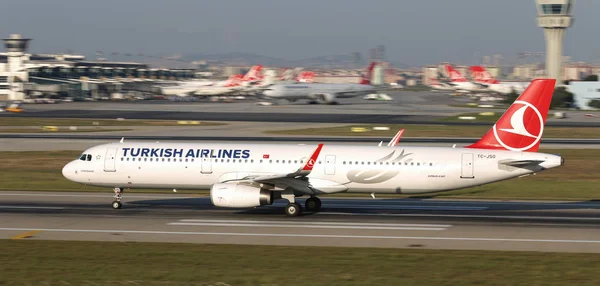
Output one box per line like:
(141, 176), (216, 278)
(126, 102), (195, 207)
(79, 154), (92, 161)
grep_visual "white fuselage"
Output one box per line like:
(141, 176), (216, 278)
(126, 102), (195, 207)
(62, 142), (562, 195)
(449, 81), (480, 92)
(262, 83), (375, 103)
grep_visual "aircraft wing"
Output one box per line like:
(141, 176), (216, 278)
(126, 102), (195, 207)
(224, 144), (326, 194)
(252, 143), (323, 181)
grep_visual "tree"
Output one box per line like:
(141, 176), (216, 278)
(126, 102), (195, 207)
(589, 100), (600, 109)
(503, 90), (519, 105)
(583, 74), (599, 81)
(550, 87), (574, 109)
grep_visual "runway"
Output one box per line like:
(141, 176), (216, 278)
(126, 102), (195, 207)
(2, 134), (598, 145)
(3, 191), (600, 253)
(3, 92), (600, 126)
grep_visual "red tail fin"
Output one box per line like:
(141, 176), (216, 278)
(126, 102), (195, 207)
(223, 74), (244, 87)
(360, 62), (377, 85)
(297, 71), (315, 83)
(466, 79), (556, 152)
(470, 66), (499, 84)
(243, 65), (263, 81)
(445, 65), (467, 82)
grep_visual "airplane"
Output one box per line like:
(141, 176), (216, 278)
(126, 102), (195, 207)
(469, 66), (528, 94)
(261, 62), (397, 104)
(444, 65), (482, 92)
(296, 71), (315, 83)
(428, 77), (455, 91)
(62, 79), (562, 217)
(160, 66), (263, 97)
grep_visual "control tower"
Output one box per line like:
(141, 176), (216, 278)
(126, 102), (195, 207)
(1, 34), (31, 100)
(3, 34), (30, 73)
(535, 0), (574, 81)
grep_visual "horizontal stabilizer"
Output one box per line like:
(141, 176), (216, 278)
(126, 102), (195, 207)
(499, 159), (545, 167)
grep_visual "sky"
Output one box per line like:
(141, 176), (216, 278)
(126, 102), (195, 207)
(0, 0), (597, 67)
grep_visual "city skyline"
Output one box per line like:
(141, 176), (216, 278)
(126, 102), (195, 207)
(1, 0), (599, 66)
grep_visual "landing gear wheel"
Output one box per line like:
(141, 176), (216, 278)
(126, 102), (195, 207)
(112, 201), (122, 209)
(305, 197), (322, 212)
(112, 187), (124, 209)
(285, 203), (302, 217)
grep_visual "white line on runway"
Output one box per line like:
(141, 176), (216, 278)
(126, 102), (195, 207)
(319, 212), (600, 221)
(177, 219), (452, 228)
(167, 222), (447, 231)
(0, 193), (193, 199)
(318, 204), (487, 211)
(0, 206), (65, 210)
(2, 227), (600, 244)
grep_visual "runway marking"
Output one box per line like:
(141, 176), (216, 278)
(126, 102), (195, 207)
(0, 206), (65, 210)
(319, 212), (600, 221)
(168, 222), (448, 231)
(11, 230), (42, 240)
(0, 193), (194, 199)
(318, 204), (487, 211)
(177, 219), (452, 228)
(2, 227), (600, 244)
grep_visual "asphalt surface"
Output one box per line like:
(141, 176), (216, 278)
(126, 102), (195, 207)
(4, 91), (600, 126)
(1, 134), (598, 145)
(3, 191), (600, 253)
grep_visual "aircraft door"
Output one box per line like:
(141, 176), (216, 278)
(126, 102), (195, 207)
(104, 147), (118, 172)
(460, 153), (474, 179)
(201, 158), (212, 174)
(325, 155), (336, 175)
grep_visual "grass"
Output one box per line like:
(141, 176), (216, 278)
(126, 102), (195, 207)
(1, 149), (599, 200)
(268, 124), (600, 138)
(2, 240), (600, 285)
(0, 117), (225, 127)
(440, 112), (503, 123)
(0, 151), (200, 193)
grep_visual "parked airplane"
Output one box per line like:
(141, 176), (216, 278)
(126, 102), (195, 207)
(62, 79), (562, 216)
(444, 65), (482, 92)
(160, 66), (263, 97)
(261, 62), (394, 104)
(469, 66), (528, 94)
(429, 77), (455, 91)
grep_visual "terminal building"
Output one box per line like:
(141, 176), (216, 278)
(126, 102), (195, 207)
(0, 34), (198, 101)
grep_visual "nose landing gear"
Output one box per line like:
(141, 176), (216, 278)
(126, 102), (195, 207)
(112, 187), (124, 209)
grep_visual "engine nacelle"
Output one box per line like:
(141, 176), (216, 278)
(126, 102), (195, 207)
(310, 93), (337, 104)
(210, 183), (274, 208)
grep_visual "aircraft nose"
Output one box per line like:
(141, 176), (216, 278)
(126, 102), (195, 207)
(62, 161), (77, 181)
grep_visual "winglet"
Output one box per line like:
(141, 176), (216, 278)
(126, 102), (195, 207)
(387, 129), (405, 147)
(120, 137), (124, 143)
(301, 143), (324, 171)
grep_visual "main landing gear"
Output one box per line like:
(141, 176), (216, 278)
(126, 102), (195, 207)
(305, 196), (322, 212)
(112, 187), (124, 209)
(283, 194), (322, 217)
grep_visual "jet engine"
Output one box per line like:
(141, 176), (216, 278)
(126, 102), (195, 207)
(312, 93), (337, 104)
(210, 183), (274, 208)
